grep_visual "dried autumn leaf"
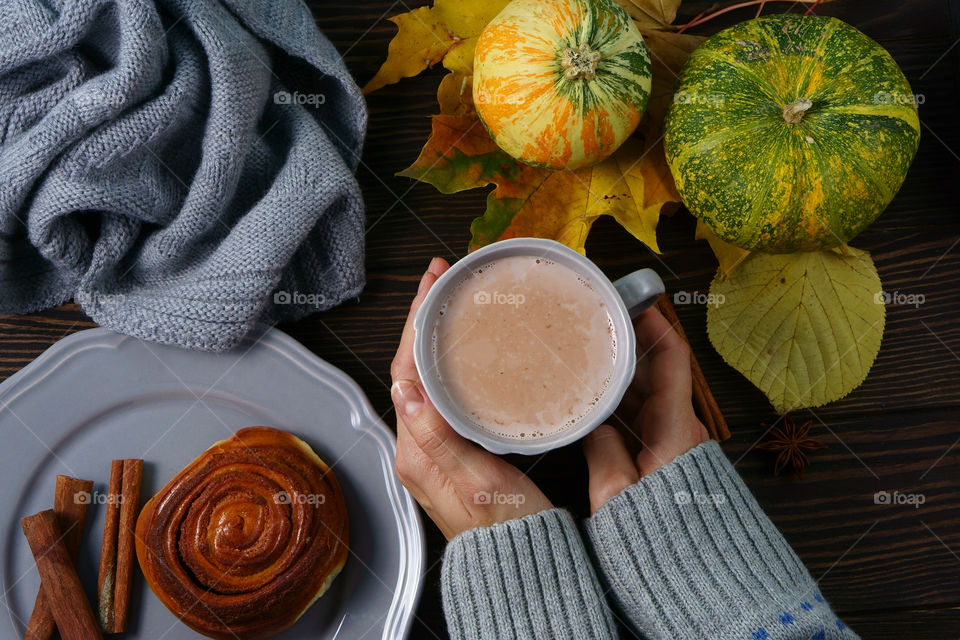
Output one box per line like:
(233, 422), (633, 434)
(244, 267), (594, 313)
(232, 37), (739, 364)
(707, 247), (885, 414)
(639, 29), (704, 128)
(396, 114), (546, 194)
(441, 27), (478, 75)
(398, 115), (668, 253)
(437, 72), (474, 115)
(695, 220), (750, 279)
(472, 136), (668, 252)
(436, 34), (478, 115)
(615, 0), (682, 30)
(363, 0), (509, 94)
(383, 0), (704, 254)
(624, 30), (704, 221)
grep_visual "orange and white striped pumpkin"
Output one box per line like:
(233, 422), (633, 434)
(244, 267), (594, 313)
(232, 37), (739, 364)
(473, 0), (652, 171)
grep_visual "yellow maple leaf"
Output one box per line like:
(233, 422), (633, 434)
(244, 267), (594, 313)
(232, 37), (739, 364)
(362, 0), (509, 94)
(399, 115), (670, 253)
(476, 137), (668, 253)
(585, 137), (676, 252)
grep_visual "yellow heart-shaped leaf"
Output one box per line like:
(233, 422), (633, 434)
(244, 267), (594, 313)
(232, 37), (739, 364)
(707, 247), (885, 413)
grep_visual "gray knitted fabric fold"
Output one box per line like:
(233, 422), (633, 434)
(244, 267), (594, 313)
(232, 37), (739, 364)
(586, 440), (859, 640)
(0, 0), (367, 350)
(441, 508), (618, 640)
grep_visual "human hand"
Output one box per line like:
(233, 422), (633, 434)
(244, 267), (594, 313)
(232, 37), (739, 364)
(390, 257), (554, 540)
(582, 306), (709, 514)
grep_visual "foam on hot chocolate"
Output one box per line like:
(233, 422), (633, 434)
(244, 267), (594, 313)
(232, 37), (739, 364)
(432, 255), (617, 439)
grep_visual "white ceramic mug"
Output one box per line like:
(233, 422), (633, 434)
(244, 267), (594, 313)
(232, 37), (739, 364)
(413, 238), (664, 455)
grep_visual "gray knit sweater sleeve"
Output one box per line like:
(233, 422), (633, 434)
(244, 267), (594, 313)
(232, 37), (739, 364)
(586, 440), (859, 639)
(441, 508), (618, 640)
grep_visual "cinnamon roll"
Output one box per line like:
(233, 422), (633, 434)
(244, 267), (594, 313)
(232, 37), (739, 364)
(135, 427), (349, 639)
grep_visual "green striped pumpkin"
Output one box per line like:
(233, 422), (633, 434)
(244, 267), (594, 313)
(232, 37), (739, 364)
(664, 14), (920, 253)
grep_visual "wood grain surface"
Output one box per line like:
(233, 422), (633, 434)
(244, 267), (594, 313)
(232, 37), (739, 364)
(1, 1), (958, 638)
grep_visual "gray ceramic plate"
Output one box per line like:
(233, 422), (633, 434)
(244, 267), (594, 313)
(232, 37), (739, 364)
(0, 328), (424, 639)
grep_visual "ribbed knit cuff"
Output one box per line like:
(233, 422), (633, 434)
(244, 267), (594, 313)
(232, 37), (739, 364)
(441, 508), (617, 640)
(586, 441), (859, 640)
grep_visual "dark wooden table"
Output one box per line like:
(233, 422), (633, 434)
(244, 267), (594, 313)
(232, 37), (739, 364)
(3, 1), (959, 637)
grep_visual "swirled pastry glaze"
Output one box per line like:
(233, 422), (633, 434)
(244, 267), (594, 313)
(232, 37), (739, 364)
(135, 427), (348, 639)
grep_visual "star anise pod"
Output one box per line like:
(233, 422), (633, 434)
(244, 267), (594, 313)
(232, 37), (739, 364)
(756, 414), (826, 477)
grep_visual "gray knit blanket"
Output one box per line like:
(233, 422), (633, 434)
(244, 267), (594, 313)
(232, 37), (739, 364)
(0, 0), (367, 350)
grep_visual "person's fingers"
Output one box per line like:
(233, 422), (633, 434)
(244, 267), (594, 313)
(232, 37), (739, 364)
(613, 309), (664, 419)
(391, 378), (484, 476)
(613, 385), (644, 426)
(390, 257), (450, 383)
(392, 256), (452, 487)
(393, 430), (460, 539)
(394, 417), (436, 502)
(633, 305), (682, 350)
(632, 399), (708, 476)
(392, 378), (462, 501)
(632, 306), (693, 402)
(582, 424), (640, 514)
(394, 431), (427, 500)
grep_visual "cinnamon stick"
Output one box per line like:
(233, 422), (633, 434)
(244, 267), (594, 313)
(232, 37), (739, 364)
(96, 459), (142, 633)
(657, 297), (731, 441)
(114, 459), (142, 632)
(25, 476), (94, 640)
(21, 510), (102, 640)
(96, 460), (122, 632)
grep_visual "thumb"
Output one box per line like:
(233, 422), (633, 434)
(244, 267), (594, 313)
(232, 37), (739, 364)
(582, 425), (640, 514)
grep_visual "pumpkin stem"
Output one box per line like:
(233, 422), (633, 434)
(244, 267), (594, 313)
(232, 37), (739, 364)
(782, 98), (813, 124)
(561, 43), (601, 81)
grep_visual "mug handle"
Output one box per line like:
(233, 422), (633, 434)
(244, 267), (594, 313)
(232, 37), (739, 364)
(613, 269), (665, 318)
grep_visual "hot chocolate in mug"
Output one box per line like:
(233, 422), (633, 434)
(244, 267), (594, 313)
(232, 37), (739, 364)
(413, 238), (664, 455)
